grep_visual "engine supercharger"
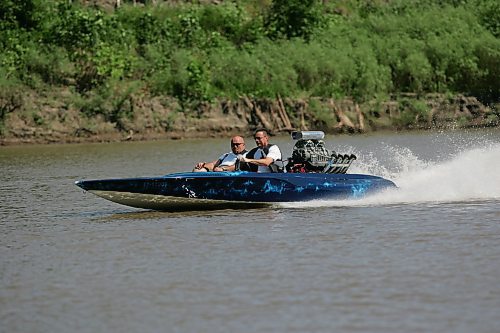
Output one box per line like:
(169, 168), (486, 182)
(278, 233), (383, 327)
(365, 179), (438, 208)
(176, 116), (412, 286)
(285, 131), (356, 174)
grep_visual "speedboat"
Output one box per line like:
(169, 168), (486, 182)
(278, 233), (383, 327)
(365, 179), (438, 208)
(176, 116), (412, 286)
(75, 131), (396, 211)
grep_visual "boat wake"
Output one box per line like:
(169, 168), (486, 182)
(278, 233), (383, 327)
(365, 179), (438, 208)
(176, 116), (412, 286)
(281, 142), (500, 208)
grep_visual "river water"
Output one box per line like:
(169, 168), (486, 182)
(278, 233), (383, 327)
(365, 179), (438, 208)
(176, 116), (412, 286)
(1, 129), (500, 333)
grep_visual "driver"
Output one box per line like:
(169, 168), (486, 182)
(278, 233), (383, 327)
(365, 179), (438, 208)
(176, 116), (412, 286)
(238, 129), (282, 172)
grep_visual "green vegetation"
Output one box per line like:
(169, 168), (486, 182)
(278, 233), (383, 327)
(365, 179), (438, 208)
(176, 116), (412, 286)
(0, 0), (498, 129)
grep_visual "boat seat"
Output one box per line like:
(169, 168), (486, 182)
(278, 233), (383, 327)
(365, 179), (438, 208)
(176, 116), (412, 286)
(269, 160), (286, 173)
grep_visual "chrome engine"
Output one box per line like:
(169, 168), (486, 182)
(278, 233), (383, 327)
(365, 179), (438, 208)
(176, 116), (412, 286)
(286, 131), (356, 174)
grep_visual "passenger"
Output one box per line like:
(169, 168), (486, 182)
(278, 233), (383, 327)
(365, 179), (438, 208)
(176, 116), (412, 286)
(193, 136), (247, 172)
(238, 129), (282, 173)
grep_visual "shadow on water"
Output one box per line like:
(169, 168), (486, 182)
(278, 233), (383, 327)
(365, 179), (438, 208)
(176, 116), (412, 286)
(90, 204), (275, 222)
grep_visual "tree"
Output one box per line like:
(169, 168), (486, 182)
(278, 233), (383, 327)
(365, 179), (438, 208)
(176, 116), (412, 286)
(265, 0), (322, 41)
(0, 0), (41, 30)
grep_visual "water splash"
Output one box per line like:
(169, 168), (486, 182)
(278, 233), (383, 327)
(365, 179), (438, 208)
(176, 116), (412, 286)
(281, 142), (500, 208)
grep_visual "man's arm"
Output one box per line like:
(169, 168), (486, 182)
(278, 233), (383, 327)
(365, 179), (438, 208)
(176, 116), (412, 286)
(239, 155), (274, 167)
(213, 164), (236, 172)
(194, 159), (218, 171)
(240, 146), (280, 167)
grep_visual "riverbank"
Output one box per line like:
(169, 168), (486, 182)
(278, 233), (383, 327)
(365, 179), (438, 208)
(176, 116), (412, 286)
(1, 0), (499, 147)
(0, 90), (497, 146)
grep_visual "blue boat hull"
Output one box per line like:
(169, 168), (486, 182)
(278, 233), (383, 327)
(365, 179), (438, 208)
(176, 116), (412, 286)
(75, 171), (396, 211)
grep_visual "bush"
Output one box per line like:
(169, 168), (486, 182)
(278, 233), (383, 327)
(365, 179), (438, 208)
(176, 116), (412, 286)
(0, 0), (44, 31)
(476, 0), (500, 38)
(1, 0), (498, 122)
(77, 79), (140, 129)
(265, 0), (323, 40)
(0, 70), (23, 133)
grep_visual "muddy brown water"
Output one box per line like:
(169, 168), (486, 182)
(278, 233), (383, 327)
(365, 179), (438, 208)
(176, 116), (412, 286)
(1, 129), (500, 333)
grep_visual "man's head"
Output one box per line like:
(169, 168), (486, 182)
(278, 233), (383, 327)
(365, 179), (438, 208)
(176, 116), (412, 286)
(230, 136), (246, 154)
(253, 129), (269, 148)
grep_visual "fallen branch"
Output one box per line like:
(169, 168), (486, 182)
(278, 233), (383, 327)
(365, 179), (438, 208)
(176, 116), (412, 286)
(355, 103), (365, 132)
(243, 96), (273, 130)
(330, 99), (355, 130)
(276, 94), (293, 130)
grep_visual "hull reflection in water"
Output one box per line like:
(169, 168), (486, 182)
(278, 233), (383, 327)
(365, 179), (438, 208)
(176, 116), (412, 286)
(75, 171), (397, 211)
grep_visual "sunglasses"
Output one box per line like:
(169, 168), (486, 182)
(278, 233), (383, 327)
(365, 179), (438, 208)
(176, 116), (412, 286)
(231, 142), (244, 146)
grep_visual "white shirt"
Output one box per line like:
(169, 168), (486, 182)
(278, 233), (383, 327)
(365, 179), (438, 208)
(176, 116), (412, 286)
(216, 152), (239, 167)
(253, 145), (282, 173)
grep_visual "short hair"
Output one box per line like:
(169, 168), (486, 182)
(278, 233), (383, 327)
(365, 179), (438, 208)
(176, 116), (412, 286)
(253, 128), (269, 137)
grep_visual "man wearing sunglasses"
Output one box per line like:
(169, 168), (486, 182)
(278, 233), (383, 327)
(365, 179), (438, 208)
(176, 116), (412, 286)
(238, 129), (282, 172)
(193, 136), (247, 172)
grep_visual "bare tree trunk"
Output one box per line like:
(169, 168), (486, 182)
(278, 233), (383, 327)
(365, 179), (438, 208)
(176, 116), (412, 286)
(243, 96), (274, 131)
(330, 99), (355, 130)
(299, 100), (308, 131)
(270, 102), (281, 130)
(254, 104), (274, 132)
(276, 94), (293, 131)
(355, 103), (365, 132)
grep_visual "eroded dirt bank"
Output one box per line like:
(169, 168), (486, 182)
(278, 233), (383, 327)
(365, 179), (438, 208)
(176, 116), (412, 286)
(1, 91), (498, 145)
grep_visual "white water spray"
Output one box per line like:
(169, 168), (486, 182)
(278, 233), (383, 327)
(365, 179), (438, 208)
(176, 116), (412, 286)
(282, 141), (500, 208)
